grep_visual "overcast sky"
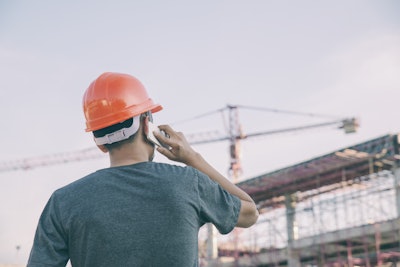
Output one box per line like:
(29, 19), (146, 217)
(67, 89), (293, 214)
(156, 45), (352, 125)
(0, 1), (399, 264)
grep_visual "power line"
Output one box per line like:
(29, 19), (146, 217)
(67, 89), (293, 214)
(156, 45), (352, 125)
(170, 107), (225, 126)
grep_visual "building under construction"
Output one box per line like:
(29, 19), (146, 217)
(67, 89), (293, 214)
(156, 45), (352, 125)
(204, 133), (400, 267)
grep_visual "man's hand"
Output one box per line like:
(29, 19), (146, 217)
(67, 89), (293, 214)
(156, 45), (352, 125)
(154, 125), (200, 166)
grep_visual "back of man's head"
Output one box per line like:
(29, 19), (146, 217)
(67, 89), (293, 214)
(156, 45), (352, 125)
(82, 72), (162, 147)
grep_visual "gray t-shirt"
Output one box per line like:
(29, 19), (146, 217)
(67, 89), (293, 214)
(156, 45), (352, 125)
(27, 162), (241, 267)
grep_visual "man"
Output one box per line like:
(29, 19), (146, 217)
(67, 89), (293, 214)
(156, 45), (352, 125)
(27, 72), (259, 266)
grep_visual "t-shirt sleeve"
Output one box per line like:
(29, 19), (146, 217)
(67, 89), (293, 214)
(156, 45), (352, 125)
(27, 192), (69, 267)
(195, 169), (241, 235)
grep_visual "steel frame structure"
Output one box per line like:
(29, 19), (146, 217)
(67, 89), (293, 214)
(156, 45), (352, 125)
(208, 133), (400, 267)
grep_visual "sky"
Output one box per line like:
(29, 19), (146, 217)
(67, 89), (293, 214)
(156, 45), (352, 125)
(0, 0), (399, 264)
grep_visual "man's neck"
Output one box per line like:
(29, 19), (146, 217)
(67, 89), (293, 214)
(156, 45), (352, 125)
(109, 143), (154, 167)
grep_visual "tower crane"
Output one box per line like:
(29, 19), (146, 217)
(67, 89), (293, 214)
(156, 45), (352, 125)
(0, 105), (358, 173)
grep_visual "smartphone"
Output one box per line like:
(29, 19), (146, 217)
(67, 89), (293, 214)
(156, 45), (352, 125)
(146, 121), (167, 147)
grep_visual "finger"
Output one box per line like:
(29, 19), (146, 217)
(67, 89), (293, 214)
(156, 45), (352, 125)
(157, 124), (171, 131)
(156, 146), (176, 159)
(158, 124), (175, 136)
(153, 130), (173, 147)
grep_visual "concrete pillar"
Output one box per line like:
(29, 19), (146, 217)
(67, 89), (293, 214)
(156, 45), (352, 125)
(285, 193), (296, 242)
(288, 249), (301, 267)
(394, 166), (400, 217)
(394, 165), (400, 258)
(206, 223), (218, 266)
(285, 193), (300, 267)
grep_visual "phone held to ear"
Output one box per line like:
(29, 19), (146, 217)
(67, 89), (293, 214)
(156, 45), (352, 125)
(146, 121), (168, 148)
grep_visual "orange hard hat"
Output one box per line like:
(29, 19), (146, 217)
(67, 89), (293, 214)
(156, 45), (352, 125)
(83, 72), (162, 132)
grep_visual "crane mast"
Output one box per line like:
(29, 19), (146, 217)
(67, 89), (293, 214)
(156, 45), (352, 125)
(228, 105), (243, 181)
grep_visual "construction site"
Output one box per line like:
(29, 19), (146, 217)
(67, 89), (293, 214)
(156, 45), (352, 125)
(198, 131), (400, 267)
(2, 2), (399, 267)
(170, 106), (399, 267)
(1, 106), (399, 267)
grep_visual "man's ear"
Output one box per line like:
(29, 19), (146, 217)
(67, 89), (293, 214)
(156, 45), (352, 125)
(141, 115), (154, 145)
(93, 136), (108, 153)
(97, 144), (108, 153)
(142, 115), (150, 136)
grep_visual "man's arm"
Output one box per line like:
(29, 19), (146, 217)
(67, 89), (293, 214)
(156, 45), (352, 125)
(155, 125), (259, 228)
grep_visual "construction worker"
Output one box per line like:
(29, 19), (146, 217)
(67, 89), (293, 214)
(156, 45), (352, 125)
(27, 72), (259, 267)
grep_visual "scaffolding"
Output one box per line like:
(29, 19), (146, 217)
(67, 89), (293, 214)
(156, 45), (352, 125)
(203, 133), (400, 267)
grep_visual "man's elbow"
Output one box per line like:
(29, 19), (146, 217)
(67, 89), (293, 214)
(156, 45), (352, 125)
(237, 201), (259, 228)
(244, 207), (259, 228)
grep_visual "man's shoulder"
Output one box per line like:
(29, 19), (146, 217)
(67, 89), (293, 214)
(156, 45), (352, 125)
(148, 162), (198, 180)
(151, 162), (193, 172)
(52, 163), (202, 199)
(52, 170), (100, 197)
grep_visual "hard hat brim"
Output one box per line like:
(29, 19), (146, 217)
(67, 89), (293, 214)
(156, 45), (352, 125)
(85, 102), (162, 132)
